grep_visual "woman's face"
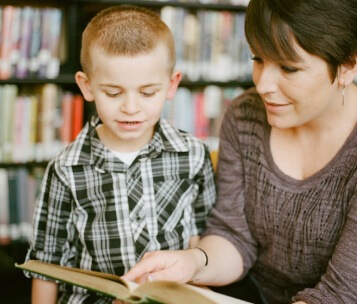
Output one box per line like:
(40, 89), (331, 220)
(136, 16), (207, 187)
(251, 41), (341, 130)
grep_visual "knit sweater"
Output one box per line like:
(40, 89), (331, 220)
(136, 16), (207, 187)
(204, 87), (357, 304)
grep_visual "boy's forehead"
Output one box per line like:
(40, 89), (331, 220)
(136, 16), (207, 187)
(89, 43), (172, 69)
(88, 44), (173, 79)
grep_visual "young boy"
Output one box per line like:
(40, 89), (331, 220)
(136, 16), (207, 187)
(24, 5), (216, 303)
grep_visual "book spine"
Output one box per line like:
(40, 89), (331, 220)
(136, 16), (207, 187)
(29, 8), (42, 76)
(71, 94), (84, 141)
(2, 84), (18, 163)
(0, 169), (10, 245)
(16, 6), (34, 78)
(60, 91), (74, 146)
(7, 168), (20, 240)
(0, 6), (16, 79)
(46, 8), (62, 79)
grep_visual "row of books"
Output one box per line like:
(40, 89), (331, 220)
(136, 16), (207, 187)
(0, 84), (84, 164)
(0, 4), (251, 83)
(0, 167), (44, 244)
(0, 5), (64, 80)
(161, 7), (252, 82)
(163, 85), (244, 151)
(0, 82), (243, 164)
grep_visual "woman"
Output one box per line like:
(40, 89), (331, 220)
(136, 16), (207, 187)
(123, 0), (357, 303)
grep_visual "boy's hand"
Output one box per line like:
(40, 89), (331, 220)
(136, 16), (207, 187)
(122, 250), (199, 284)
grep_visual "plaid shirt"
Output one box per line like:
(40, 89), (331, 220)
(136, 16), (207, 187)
(26, 115), (216, 303)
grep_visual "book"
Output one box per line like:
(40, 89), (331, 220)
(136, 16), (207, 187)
(1, 84), (18, 163)
(0, 169), (10, 244)
(0, 6), (16, 79)
(16, 260), (251, 304)
(60, 91), (74, 146)
(16, 6), (34, 78)
(71, 94), (84, 141)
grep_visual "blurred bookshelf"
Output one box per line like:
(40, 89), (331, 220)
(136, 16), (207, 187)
(0, 1), (252, 302)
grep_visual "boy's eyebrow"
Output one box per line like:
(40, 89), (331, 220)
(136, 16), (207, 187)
(99, 83), (163, 88)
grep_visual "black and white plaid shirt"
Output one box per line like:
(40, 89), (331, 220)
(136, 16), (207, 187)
(26, 115), (216, 303)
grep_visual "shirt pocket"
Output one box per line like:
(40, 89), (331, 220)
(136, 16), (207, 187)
(154, 178), (198, 231)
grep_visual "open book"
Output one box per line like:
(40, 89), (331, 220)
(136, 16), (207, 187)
(16, 260), (250, 304)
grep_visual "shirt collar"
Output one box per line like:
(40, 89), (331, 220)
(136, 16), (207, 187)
(61, 115), (189, 170)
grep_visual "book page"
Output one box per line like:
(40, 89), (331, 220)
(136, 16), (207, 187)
(16, 260), (131, 300)
(132, 281), (217, 304)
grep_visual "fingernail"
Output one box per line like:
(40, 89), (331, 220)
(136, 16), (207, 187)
(148, 274), (156, 281)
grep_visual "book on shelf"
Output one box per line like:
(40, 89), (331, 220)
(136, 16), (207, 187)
(28, 8), (42, 76)
(71, 94), (84, 141)
(16, 260), (250, 304)
(1, 84), (18, 163)
(0, 6), (16, 79)
(0, 169), (10, 244)
(0, 6), (63, 79)
(0, 167), (44, 243)
(60, 91), (74, 145)
(16, 6), (34, 79)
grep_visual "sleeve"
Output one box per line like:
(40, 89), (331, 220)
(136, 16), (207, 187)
(25, 160), (76, 278)
(202, 101), (258, 278)
(190, 143), (217, 236)
(292, 190), (357, 304)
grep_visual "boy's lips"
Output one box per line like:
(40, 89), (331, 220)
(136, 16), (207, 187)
(119, 121), (141, 124)
(117, 120), (143, 130)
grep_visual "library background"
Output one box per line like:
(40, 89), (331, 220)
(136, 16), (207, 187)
(0, 0), (252, 302)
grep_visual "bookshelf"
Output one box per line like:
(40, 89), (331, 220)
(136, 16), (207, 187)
(0, 0), (252, 302)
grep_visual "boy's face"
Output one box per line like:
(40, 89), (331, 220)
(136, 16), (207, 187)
(76, 44), (181, 152)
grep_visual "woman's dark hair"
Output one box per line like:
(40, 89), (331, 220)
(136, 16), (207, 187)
(244, 0), (357, 81)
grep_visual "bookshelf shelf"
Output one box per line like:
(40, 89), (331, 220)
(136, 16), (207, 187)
(0, 77), (253, 88)
(0, 161), (48, 169)
(0, 74), (76, 85)
(90, 1), (248, 11)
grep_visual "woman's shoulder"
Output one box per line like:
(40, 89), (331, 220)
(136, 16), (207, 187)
(229, 87), (266, 120)
(230, 86), (264, 109)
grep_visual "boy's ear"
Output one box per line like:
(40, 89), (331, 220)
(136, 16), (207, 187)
(75, 71), (95, 102)
(166, 71), (182, 100)
(338, 55), (357, 86)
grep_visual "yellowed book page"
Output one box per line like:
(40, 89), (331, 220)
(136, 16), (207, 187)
(132, 281), (217, 304)
(15, 260), (130, 300)
(131, 281), (252, 304)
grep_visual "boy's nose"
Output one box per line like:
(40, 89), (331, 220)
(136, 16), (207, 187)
(120, 96), (140, 114)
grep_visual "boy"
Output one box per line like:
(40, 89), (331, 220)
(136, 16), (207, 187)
(25, 6), (216, 303)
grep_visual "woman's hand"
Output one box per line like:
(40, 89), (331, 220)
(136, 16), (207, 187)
(122, 249), (205, 284)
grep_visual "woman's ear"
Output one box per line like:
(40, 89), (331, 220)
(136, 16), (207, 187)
(75, 71), (95, 102)
(338, 55), (357, 86)
(166, 71), (182, 100)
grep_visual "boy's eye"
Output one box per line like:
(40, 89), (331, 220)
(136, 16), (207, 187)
(106, 92), (121, 98)
(140, 91), (156, 97)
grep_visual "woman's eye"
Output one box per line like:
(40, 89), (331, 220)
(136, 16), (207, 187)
(281, 65), (298, 74)
(250, 55), (263, 64)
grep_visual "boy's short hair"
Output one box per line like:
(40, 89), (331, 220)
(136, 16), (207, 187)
(80, 5), (176, 76)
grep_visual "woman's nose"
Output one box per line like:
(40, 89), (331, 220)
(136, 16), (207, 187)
(253, 65), (279, 95)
